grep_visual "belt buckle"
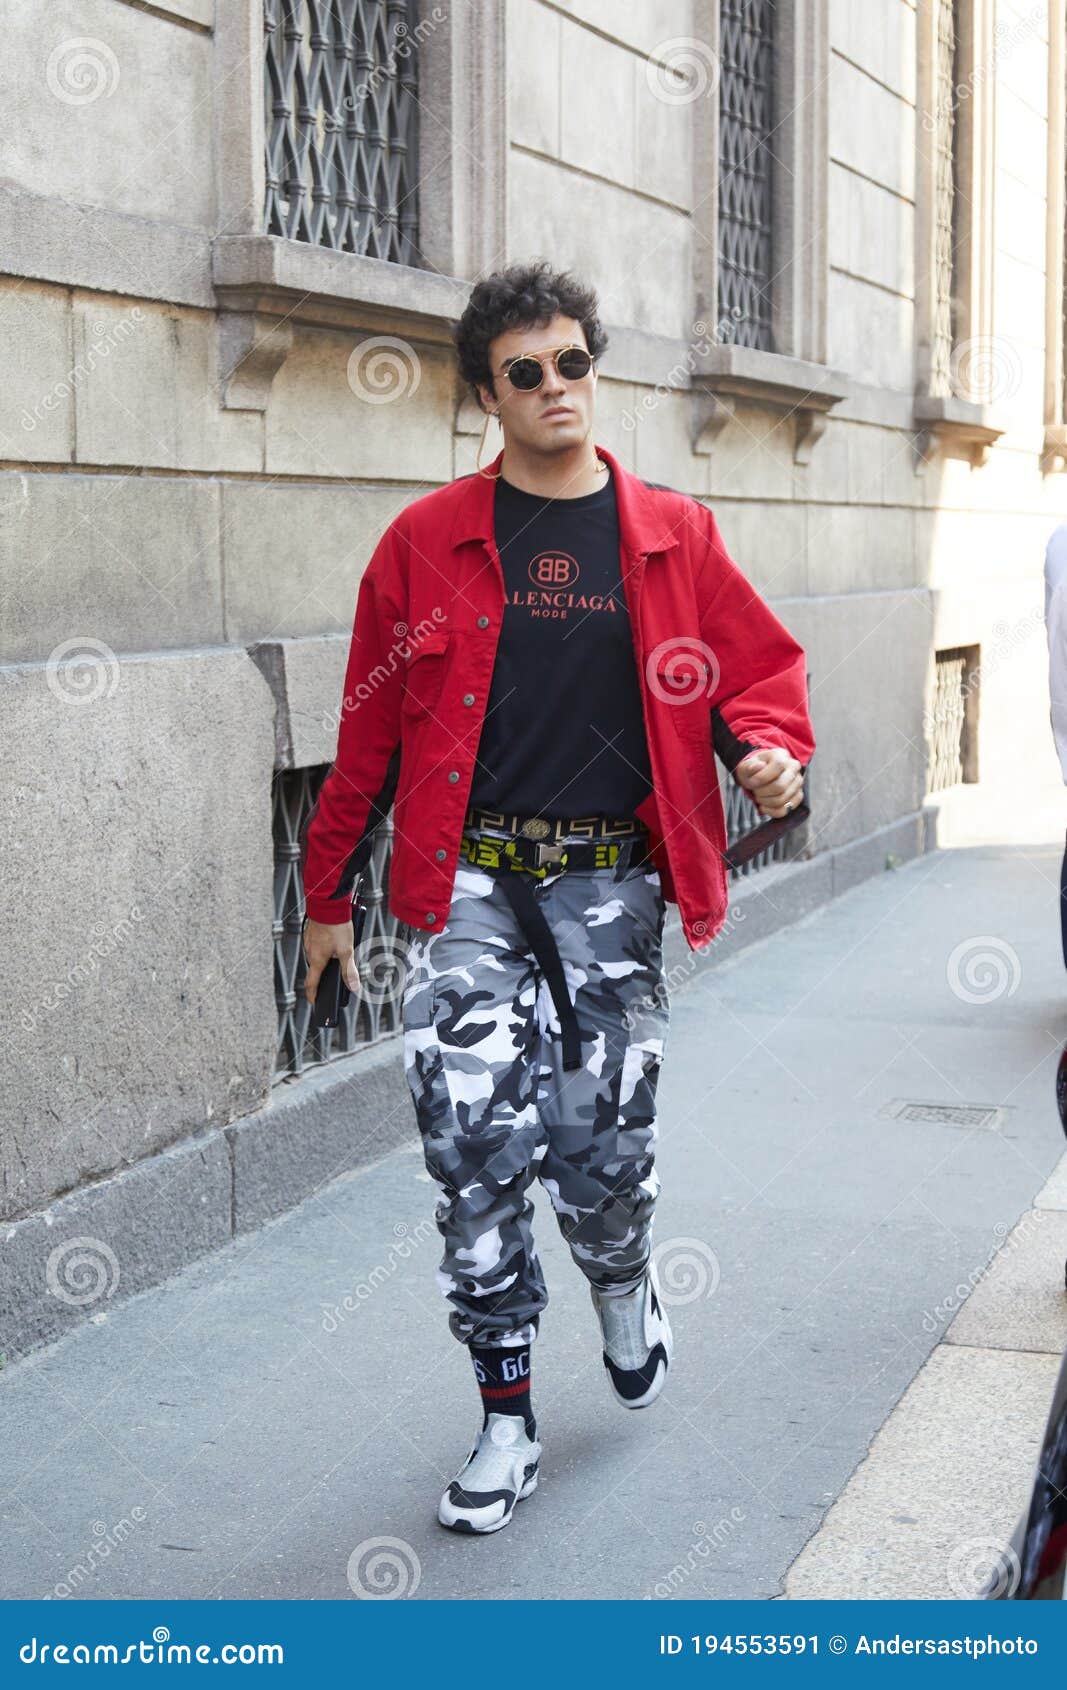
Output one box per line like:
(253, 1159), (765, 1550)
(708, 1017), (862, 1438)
(534, 841), (567, 870)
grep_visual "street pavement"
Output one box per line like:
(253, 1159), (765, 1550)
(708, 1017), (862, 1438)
(2, 839), (1066, 1601)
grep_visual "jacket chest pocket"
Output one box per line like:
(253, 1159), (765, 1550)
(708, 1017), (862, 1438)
(402, 628), (451, 719)
(651, 653), (713, 743)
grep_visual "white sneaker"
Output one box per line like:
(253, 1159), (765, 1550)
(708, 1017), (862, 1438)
(590, 1260), (673, 1408)
(438, 1414), (541, 1534)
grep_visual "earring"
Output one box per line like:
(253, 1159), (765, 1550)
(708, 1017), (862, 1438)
(475, 408), (502, 479)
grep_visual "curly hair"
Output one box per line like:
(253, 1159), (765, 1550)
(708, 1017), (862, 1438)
(453, 260), (609, 409)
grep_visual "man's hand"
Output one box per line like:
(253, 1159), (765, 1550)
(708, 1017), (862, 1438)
(734, 746), (804, 819)
(302, 917), (361, 1007)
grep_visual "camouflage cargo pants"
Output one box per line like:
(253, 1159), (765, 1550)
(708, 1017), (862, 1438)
(401, 841), (670, 1351)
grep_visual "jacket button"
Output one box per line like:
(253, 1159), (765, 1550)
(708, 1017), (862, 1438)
(462, 692), (475, 706)
(435, 848), (446, 860)
(426, 912), (437, 923)
(477, 615), (489, 628)
(448, 770), (459, 782)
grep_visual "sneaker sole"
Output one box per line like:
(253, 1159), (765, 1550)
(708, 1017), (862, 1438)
(437, 1466), (539, 1535)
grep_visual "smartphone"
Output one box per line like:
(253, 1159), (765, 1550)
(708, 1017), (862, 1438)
(306, 894), (369, 1031)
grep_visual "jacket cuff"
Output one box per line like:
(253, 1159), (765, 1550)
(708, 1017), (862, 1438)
(304, 894), (355, 927)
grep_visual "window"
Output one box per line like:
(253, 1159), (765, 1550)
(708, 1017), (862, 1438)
(928, 646), (980, 791)
(914, 0), (1000, 464)
(262, 0), (421, 261)
(273, 765), (405, 1083)
(717, 0), (776, 349)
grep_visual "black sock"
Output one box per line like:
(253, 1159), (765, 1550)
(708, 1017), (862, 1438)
(470, 1343), (536, 1439)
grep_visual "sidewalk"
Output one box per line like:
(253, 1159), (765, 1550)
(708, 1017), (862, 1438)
(2, 839), (1065, 1601)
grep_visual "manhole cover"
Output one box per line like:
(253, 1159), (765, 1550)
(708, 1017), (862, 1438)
(880, 1099), (1009, 1130)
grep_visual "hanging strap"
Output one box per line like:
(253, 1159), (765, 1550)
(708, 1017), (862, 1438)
(492, 867), (583, 1072)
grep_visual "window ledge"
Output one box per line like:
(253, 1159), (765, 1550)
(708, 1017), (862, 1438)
(912, 395), (1007, 469)
(212, 236), (469, 410)
(690, 345), (850, 464)
(1042, 423), (1067, 475)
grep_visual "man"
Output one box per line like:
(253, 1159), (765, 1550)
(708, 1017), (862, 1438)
(300, 260), (815, 1535)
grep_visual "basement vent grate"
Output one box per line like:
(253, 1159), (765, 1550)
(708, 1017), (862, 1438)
(881, 1099), (1009, 1131)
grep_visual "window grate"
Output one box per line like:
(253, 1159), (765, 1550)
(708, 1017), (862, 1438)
(931, 0), (959, 396)
(717, 670), (812, 881)
(273, 765), (408, 1084)
(717, 0), (776, 350)
(929, 644), (979, 792)
(263, 0), (420, 262)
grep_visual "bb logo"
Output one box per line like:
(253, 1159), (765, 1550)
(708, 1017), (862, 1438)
(528, 551), (579, 588)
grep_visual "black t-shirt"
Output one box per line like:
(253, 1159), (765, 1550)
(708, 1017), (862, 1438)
(468, 467), (654, 820)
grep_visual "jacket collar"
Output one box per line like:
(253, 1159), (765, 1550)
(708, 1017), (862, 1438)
(449, 441), (681, 557)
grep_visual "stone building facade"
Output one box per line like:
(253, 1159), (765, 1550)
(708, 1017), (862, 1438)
(3, 0), (1066, 1347)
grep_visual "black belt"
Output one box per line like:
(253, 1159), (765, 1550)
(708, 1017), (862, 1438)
(459, 827), (653, 1072)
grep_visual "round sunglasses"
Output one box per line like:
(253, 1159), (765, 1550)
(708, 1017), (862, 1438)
(499, 343), (594, 392)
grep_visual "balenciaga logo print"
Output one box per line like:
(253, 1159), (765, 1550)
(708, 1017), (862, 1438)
(515, 551), (620, 621)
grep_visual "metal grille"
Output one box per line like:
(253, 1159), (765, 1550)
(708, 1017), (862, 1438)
(716, 671), (812, 881)
(273, 765), (408, 1084)
(930, 0), (959, 396)
(263, 0), (420, 261)
(717, 0), (776, 350)
(929, 646), (971, 791)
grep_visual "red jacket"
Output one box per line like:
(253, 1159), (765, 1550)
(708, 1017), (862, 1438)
(300, 442), (815, 951)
